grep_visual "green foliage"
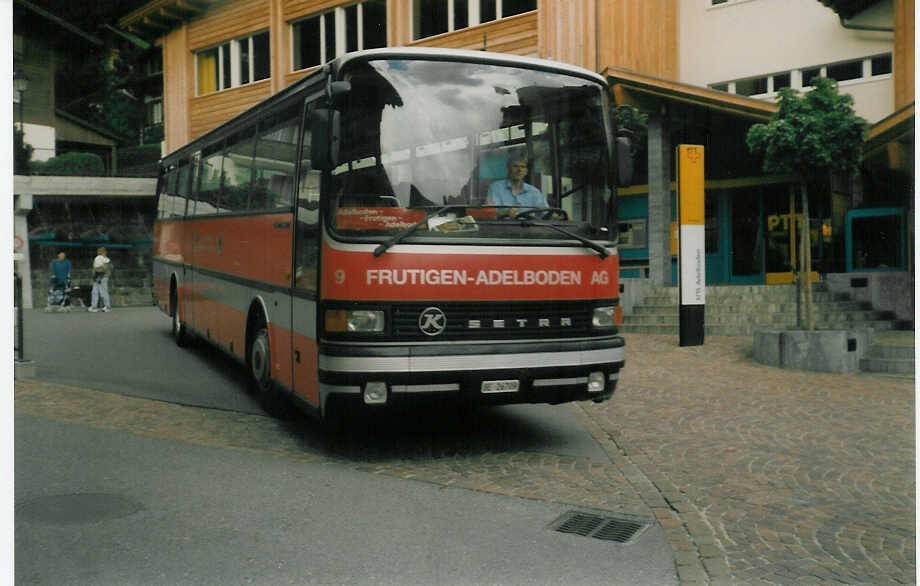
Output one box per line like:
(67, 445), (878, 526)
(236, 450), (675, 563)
(31, 152), (106, 176)
(14, 128), (32, 175)
(746, 77), (867, 180)
(613, 104), (648, 145)
(119, 144), (161, 168)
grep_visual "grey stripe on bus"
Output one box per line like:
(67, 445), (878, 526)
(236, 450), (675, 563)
(317, 347), (625, 373)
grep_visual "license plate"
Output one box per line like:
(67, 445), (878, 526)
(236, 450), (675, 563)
(481, 379), (519, 394)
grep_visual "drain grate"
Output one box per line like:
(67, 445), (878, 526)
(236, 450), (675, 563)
(550, 511), (648, 544)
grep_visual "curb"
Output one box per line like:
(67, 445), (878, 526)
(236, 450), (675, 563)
(574, 403), (731, 585)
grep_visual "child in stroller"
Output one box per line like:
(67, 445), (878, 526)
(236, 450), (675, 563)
(45, 276), (75, 312)
(45, 250), (83, 312)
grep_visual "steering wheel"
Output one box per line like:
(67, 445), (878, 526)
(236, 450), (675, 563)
(514, 207), (569, 221)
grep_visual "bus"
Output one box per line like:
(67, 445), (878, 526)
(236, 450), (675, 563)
(153, 47), (629, 419)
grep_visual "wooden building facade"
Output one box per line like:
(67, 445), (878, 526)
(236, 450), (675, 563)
(120, 0), (679, 152)
(119, 0), (912, 314)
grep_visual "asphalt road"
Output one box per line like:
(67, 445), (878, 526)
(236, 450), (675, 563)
(16, 413), (675, 586)
(16, 307), (677, 585)
(23, 306), (611, 461)
(23, 306), (263, 414)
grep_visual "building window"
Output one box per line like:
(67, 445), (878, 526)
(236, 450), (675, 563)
(871, 54), (892, 76)
(413, 0), (537, 40)
(826, 59), (863, 83)
(293, 1), (387, 71)
(735, 76), (768, 96)
(145, 98), (163, 126)
(802, 67), (822, 87)
(617, 218), (647, 249)
(144, 51), (163, 76)
(772, 72), (791, 91)
(415, 0), (447, 38)
(196, 31), (270, 95)
(502, 0), (536, 17)
(709, 52), (891, 98)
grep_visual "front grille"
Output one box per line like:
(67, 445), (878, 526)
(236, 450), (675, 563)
(391, 300), (596, 341)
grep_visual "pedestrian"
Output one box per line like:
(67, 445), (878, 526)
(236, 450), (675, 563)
(46, 251), (72, 311)
(89, 247), (112, 312)
(50, 251), (71, 289)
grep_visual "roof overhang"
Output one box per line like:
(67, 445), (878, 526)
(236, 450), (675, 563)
(816, 0), (880, 20)
(118, 0), (215, 39)
(603, 66), (777, 122)
(55, 109), (122, 146)
(863, 102), (914, 169)
(14, 0), (102, 47)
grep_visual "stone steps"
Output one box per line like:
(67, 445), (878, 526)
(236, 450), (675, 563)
(624, 321), (901, 337)
(625, 309), (893, 326)
(639, 291), (850, 306)
(621, 284), (904, 337)
(632, 300), (870, 315)
(860, 340), (915, 376)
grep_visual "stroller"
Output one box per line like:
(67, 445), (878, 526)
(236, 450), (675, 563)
(45, 276), (81, 312)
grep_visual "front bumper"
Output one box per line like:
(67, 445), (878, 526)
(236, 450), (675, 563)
(317, 336), (625, 410)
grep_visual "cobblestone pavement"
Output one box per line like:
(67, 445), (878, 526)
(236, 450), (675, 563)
(14, 333), (915, 585)
(581, 334), (915, 585)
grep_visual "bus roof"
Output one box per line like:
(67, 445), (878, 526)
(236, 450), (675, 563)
(160, 47), (607, 164)
(332, 47), (607, 85)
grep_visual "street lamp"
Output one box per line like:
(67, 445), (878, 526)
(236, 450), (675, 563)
(13, 70), (29, 132)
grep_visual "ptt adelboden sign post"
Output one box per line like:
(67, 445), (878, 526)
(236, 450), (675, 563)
(677, 145), (705, 347)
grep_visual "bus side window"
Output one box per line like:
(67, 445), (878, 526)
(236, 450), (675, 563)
(253, 103), (302, 211)
(188, 152), (202, 216)
(197, 142), (224, 215)
(294, 101), (319, 292)
(222, 126), (257, 213)
(157, 165), (176, 219)
(175, 159), (191, 217)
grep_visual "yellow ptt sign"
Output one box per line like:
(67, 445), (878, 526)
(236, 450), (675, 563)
(678, 145), (705, 226)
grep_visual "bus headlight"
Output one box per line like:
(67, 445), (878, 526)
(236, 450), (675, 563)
(326, 309), (385, 333)
(592, 306), (616, 328)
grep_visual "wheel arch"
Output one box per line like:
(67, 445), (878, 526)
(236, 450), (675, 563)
(168, 272), (180, 317)
(245, 295), (271, 364)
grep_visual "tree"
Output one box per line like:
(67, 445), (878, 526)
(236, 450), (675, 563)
(26, 0), (150, 143)
(746, 77), (867, 329)
(613, 104), (648, 156)
(14, 128), (33, 175)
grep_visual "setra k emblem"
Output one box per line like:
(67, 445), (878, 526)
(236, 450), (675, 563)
(418, 307), (447, 336)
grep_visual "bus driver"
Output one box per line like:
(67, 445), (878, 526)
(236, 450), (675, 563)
(486, 153), (548, 211)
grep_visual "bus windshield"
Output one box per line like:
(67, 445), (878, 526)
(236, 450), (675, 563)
(328, 58), (613, 243)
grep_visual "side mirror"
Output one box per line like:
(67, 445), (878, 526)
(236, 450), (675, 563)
(311, 108), (340, 171)
(327, 80), (351, 107)
(616, 136), (634, 187)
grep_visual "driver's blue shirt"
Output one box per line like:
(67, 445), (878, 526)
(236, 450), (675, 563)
(486, 180), (547, 208)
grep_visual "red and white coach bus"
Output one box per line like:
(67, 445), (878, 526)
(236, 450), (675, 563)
(153, 47), (629, 418)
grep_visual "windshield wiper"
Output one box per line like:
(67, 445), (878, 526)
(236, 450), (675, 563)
(518, 219), (610, 259)
(558, 183), (586, 199)
(373, 204), (454, 257)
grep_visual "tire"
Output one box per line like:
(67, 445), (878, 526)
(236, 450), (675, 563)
(250, 328), (272, 393)
(249, 327), (289, 417)
(171, 288), (188, 347)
